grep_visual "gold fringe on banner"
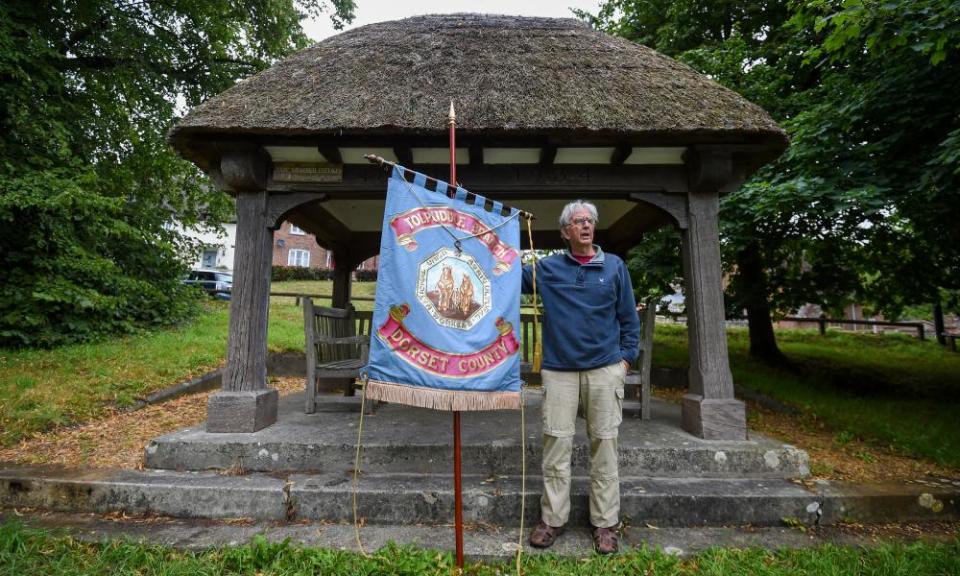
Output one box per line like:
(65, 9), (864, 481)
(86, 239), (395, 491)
(366, 379), (521, 411)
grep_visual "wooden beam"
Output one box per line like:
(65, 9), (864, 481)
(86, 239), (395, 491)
(605, 203), (674, 254)
(469, 144), (483, 166)
(267, 164), (689, 196)
(519, 229), (568, 251)
(317, 146), (342, 164)
(539, 145), (557, 166)
(685, 146), (733, 193)
(291, 203), (353, 253)
(200, 132), (785, 151)
(331, 265), (353, 309)
(610, 145), (632, 165)
(342, 233), (383, 264)
(265, 192), (325, 229)
(220, 145), (269, 192)
(629, 192), (689, 229)
(393, 146), (413, 166)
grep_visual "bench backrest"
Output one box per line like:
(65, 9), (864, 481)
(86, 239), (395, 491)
(305, 299), (361, 364)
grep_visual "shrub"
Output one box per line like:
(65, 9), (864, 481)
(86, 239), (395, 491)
(0, 172), (204, 348)
(270, 266), (334, 281)
(355, 269), (378, 282)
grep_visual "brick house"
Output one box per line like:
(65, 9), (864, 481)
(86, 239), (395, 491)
(273, 221), (378, 272)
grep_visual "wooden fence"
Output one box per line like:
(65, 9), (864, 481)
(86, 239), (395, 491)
(777, 316), (927, 340)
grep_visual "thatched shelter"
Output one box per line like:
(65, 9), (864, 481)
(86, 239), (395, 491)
(170, 14), (787, 440)
(172, 14), (784, 141)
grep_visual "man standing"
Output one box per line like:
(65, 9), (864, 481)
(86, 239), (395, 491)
(523, 200), (640, 554)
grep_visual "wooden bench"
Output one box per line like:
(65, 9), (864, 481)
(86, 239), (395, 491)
(304, 299), (371, 414)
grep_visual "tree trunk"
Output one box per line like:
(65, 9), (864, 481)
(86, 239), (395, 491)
(736, 243), (788, 364)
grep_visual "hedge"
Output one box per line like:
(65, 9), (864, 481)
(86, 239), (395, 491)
(271, 266), (377, 282)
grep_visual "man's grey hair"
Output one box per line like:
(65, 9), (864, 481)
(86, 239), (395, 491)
(558, 200), (599, 229)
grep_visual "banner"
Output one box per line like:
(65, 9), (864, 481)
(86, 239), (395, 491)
(364, 166), (521, 411)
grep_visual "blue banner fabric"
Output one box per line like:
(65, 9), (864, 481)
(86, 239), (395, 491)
(363, 166), (522, 411)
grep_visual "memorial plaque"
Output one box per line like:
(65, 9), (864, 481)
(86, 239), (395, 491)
(273, 162), (343, 183)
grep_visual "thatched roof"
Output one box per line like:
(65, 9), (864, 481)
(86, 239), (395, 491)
(170, 14), (786, 148)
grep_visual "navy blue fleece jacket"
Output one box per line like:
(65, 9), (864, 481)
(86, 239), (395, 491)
(522, 247), (640, 371)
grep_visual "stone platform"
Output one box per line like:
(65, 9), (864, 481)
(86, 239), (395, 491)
(144, 389), (809, 478)
(2, 390), (958, 535)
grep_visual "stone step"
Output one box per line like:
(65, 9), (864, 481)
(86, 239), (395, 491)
(143, 394), (810, 478)
(3, 466), (957, 527)
(291, 471), (823, 527)
(1, 467), (289, 520)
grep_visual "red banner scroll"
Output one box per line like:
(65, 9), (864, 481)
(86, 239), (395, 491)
(390, 207), (519, 274)
(376, 304), (519, 378)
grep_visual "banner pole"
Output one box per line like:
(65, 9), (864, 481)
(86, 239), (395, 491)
(449, 101), (465, 571)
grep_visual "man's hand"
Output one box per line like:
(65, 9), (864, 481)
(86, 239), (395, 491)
(621, 359), (631, 372)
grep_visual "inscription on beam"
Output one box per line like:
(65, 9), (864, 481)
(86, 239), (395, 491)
(273, 162), (343, 183)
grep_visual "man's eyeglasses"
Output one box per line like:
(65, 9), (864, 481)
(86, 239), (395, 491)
(568, 217), (595, 227)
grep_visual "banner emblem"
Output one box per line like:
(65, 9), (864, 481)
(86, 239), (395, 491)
(417, 248), (491, 330)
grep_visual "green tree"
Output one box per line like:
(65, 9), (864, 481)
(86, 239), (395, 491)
(625, 226), (684, 312)
(788, 0), (960, 315)
(582, 0), (960, 362)
(0, 0), (354, 347)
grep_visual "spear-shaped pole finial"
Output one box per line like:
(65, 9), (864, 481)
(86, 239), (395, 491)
(448, 101), (457, 188)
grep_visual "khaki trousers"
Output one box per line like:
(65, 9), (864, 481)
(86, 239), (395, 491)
(540, 362), (625, 529)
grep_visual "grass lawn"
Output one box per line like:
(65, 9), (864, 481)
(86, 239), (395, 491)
(652, 323), (960, 469)
(1, 521), (958, 576)
(0, 282), (372, 447)
(1, 302), (227, 447)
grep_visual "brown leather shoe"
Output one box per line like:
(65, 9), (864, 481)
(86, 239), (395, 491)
(529, 522), (564, 548)
(592, 525), (619, 554)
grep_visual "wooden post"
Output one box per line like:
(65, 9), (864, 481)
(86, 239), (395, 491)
(679, 148), (746, 440)
(331, 255), (353, 309)
(304, 297), (318, 414)
(206, 146), (278, 432)
(328, 254), (356, 396)
(818, 315), (827, 336)
(639, 302), (656, 421)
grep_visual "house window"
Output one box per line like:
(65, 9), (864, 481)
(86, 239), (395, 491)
(289, 224), (306, 235)
(288, 249), (310, 267)
(201, 248), (218, 269)
(325, 252), (333, 269)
